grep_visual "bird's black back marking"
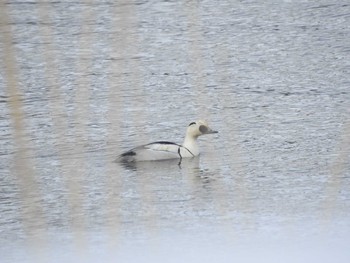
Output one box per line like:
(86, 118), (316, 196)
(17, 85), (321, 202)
(121, 151), (136, 157)
(148, 141), (180, 146)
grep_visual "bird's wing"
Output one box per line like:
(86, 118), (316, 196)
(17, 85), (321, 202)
(144, 141), (180, 153)
(118, 141), (182, 162)
(118, 142), (180, 162)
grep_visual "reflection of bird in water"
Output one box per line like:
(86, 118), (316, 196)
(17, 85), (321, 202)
(119, 156), (200, 171)
(117, 120), (218, 163)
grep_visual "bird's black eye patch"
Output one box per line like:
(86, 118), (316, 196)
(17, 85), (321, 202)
(188, 122), (196, 126)
(199, 125), (208, 133)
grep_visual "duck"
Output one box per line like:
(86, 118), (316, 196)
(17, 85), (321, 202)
(117, 120), (218, 162)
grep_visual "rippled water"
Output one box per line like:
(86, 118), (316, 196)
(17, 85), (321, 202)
(1, 1), (350, 262)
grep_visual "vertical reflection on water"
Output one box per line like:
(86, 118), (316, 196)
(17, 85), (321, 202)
(104, 0), (136, 249)
(206, 15), (253, 240)
(17, 1), (104, 260)
(181, 1), (251, 238)
(33, 2), (89, 260)
(183, 0), (223, 234)
(62, 1), (91, 258)
(109, 0), (147, 131)
(182, 1), (211, 119)
(0, 2), (48, 261)
(111, 0), (160, 237)
(104, 0), (158, 246)
(323, 119), (350, 226)
(34, 3), (78, 247)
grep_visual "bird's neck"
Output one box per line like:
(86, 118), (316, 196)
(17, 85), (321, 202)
(182, 135), (199, 156)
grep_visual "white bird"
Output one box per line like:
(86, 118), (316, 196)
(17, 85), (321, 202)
(118, 120), (218, 162)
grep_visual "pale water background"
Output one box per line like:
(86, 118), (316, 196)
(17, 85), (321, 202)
(1, 0), (350, 262)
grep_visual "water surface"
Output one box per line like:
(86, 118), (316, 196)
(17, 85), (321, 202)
(0, 1), (350, 262)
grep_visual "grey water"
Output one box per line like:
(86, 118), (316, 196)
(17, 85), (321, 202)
(0, 1), (350, 262)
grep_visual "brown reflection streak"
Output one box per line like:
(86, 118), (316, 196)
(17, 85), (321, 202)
(112, 0), (157, 235)
(210, 38), (252, 231)
(69, 1), (94, 250)
(103, 1), (134, 248)
(182, 1), (251, 237)
(323, 119), (350, 225)
(182, 1), (211, 119)
(35, 0), (93, 257)
(0, 2), (47, 261)
(105, 0), (157, 246)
